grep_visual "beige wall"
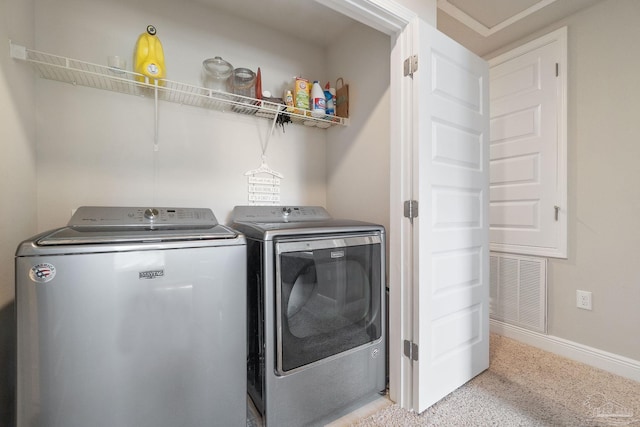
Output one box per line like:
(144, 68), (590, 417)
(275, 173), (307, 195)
(396, 0), (436, 26)
(549, 0), (640, 361)
(0, 0), (36, 423)
(326, 24), (390, 233)
(478, 0), (640, 361)
(33, 0), (333, 230)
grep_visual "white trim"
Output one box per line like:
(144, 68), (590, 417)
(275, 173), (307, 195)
(315, 0), (418, 409)
(315, 0), (415, 35)
(489, 245), (566, 259)
(437, 0), (558, 37)
(491, 320), (640, 382)
(488, 26), (566, 65)
(390, 18), (416, 410)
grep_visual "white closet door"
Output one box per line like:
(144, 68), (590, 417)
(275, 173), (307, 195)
(489, 27), (567, 258)
(411, 19), (490, 412)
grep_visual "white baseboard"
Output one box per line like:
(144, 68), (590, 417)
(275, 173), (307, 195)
(490, 320), (640, 383)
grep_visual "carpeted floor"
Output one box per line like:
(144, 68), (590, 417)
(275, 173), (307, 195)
(352, 334), (640, 426)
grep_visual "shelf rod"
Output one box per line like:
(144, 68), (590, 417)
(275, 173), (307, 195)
(154, 84), (159, 152)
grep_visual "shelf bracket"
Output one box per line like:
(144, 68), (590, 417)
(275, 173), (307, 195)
(9, 41), (27, 60)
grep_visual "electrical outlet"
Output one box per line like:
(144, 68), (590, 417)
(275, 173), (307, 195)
(576, 290), (592, 310)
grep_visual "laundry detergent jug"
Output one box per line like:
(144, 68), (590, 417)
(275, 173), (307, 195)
(134, 25), (166, 85)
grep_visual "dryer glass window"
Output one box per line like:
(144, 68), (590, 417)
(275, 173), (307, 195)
(275, 235), (382, 373)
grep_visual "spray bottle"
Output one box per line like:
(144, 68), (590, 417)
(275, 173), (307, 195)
(324, 81), (335, 116)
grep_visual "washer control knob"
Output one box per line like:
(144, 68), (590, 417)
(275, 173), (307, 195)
(144, 208), (159, 220)
(282, 207), (292, 217)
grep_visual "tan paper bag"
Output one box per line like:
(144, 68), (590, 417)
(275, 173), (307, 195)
(335, 77), (349, 118)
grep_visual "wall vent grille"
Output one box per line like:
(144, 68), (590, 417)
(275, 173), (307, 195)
(490, 252), (547, 333)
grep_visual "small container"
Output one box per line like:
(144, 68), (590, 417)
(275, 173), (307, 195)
(311, 80), (326, 118)
(324, 89), (334, 116)
(107, 56), (126, 73)
(229, 67), (257, 100)
(255, 67), (262, 100)
(294, 77), (310, 114)
(202, 56), (234, 92)
(284, 90), (294, 112)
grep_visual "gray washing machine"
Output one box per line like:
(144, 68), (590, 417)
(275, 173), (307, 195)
(230, 206), (386, 427)
(16, 206), (247, 427)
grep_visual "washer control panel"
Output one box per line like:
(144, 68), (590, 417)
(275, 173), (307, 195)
(232, 206), (331, 223)
(68, 206), (218, 230)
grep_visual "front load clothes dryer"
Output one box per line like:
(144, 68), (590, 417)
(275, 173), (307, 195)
(230, 206), (386, 427)
(15, 206), (247, 427)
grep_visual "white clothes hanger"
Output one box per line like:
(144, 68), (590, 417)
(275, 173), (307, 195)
(244, 155), (283, 178)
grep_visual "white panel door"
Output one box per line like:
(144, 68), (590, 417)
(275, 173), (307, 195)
(411, 19), (490, 412)
(489, 27), (567, 258)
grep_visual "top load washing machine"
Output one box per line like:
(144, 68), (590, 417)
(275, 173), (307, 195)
(16, 206), (247, 427)
(230, 206), (386, 427)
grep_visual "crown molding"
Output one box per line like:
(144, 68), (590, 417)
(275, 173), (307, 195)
(438, 0), (558, 37)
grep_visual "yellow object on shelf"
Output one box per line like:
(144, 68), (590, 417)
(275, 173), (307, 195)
(134, 25), (165, 85)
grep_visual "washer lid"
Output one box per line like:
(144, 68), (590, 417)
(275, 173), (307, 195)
(35, 226), (237, 246)
(35, 206), (238, 246)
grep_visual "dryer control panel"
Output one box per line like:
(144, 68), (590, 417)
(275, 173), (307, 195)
(68, 206), (218, 230)
(232, 206), (331, 223)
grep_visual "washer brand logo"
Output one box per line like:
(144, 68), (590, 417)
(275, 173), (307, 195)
(331, 250), (345, 259)
(29, 263), (56, 283)
(139, 269), (164, 280)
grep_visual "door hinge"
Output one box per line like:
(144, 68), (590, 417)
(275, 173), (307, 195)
(404, 55), (418, 77)
(555, 62), (559, 77)
(404, 340), (419, 361)
(404, 200), (419, 220)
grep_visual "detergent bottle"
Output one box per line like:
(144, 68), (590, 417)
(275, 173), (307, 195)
(324, 81), (335, 116)
(310, 81), (326, 118)
(134, 25), (166, 85)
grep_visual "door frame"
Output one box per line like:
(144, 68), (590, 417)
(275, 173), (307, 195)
(316, 0), (421, 408)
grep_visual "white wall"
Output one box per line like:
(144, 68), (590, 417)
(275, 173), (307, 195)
(0, 0), (36, 423)
(33, 0), (343, 230)
(481, 0), (640, 361)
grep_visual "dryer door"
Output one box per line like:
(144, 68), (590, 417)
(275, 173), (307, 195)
(275, 233), (383, 374)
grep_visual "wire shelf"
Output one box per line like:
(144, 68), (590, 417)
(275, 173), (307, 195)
(9, 41), (347, 128)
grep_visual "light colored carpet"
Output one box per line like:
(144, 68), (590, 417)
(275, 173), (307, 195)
(352, 334), (640, 426)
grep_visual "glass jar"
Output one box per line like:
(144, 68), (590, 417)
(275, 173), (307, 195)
(229, 67), (256, 100)
(202, 57), (234, 92)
